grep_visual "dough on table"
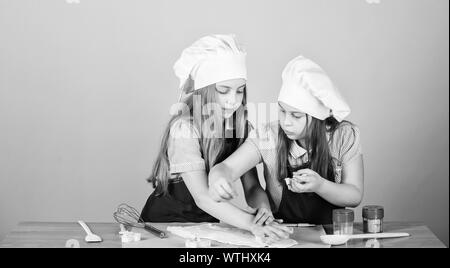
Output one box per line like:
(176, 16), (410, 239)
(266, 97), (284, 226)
(166, 223), (297, 248)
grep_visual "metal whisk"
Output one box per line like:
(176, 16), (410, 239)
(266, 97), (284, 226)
(113, 203), (167, 238)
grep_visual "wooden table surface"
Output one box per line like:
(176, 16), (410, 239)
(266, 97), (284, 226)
(0, 221), (446, 248)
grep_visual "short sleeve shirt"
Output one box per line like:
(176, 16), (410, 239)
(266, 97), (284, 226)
(167, 118), (206, 177)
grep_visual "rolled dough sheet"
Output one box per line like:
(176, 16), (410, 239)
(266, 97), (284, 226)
(167, 223), (297, 248)
(122, 223), (330, 248)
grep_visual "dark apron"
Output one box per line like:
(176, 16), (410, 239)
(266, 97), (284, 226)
(140, 179), (219, 223)
(273, 162), (342, 225)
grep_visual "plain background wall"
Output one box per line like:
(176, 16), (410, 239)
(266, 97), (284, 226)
(0, 0), (448, 246)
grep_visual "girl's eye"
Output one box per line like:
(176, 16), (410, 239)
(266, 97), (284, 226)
(293, 114), (305, 119)
(216, 89), (229, 94)
(237, 90), (244, 94)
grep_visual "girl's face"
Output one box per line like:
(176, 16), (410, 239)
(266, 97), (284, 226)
(215, 78), (246, 119)
(278, 101), (311, 140)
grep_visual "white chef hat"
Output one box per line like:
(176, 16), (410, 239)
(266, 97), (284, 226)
(278, 55), (351, 122)
(173, 34), (247, 100)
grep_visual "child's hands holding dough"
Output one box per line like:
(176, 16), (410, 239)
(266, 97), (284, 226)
(287, 168), (325, 193)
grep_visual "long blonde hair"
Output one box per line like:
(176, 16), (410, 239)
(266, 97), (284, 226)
(148, 84), (248, 196)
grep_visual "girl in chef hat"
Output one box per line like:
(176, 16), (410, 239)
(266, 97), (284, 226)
(208, 55), (364, 225)
(140, 34), (292, 242)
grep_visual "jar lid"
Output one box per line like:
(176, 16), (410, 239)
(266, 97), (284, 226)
(332, 209), (354, 223)
(363, 205), (384, 219)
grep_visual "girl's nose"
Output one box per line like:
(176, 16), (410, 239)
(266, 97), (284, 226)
(284, 115), (292, 126)
(226, 91), (238, 106)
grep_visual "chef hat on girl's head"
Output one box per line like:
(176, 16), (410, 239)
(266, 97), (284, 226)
(278, 55), (351, 122)
(173, 34), (247, 100)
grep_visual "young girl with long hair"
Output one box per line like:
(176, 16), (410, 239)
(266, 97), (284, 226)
(208, 55), (364, 224)
(140, 34), (291, 242)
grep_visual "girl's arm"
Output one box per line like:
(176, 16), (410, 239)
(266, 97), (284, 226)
(241, 167), (276, 225)
(241, 167), (271, 211)
(182, 169), (291, 239)
(208, 141), (262, 201)
(209, 141), (276, 225)
(292, 155), (364, 207)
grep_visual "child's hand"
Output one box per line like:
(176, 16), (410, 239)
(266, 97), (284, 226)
(250, 221), (293, 244)
(288, 169), (325, 193)
(208, 177), (238, 202)
(248, 207), (283, 226)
